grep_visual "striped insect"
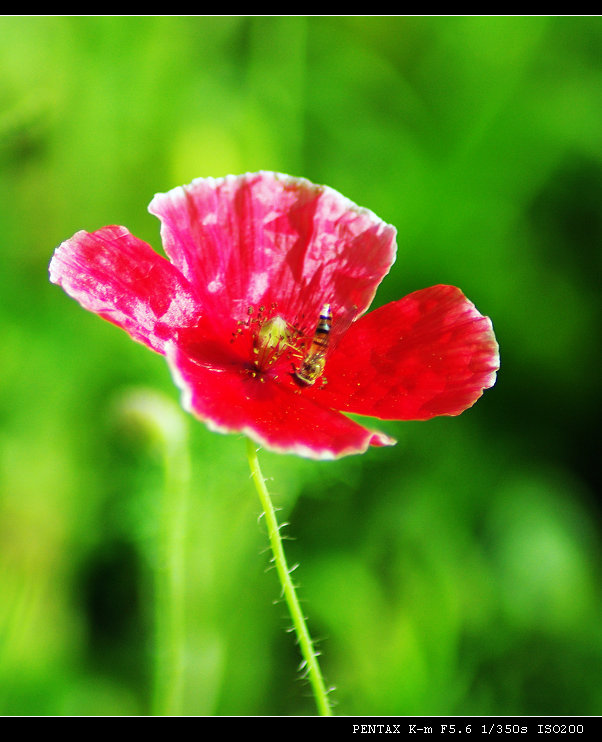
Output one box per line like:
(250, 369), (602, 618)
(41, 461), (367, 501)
(294, 304), (332, 386)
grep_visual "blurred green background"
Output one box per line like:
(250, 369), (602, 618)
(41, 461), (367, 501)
(1, 16), (601, 716)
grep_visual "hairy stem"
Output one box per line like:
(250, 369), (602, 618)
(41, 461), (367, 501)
(246, 437), (333, 716)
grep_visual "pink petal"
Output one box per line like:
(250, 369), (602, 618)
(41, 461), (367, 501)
(309, 285), (499, 421)
(148, 172), (397, 342)
(49, 226), (203, 353)
(165, 341), (395, 460)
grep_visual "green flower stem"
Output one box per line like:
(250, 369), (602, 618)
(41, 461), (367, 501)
(246, 437), (333, 716)
(153, 410), (189, 717)
(117, 390), (190, 716)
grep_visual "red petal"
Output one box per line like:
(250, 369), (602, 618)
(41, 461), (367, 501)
(310, 285), (499, 421)
(49, 226), (203, 353)
(165, 341), (395, 460)
(148, 172), (397, 340)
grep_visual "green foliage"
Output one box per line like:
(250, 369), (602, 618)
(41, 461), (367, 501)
(1, 16), (601, 715)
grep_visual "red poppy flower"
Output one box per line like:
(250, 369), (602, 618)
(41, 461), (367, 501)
(49, 172), (499, 459)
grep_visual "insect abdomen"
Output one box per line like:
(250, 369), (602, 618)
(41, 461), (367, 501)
(294, 304), (332, 386)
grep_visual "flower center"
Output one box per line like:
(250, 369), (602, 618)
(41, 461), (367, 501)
(229, 304), (302, 380)
(253, 313), (293, 370)
(230, 303), (331, 388)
